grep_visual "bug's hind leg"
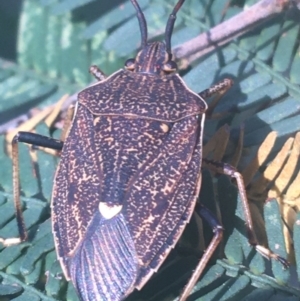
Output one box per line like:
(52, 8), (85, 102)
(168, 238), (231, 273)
(202, 158), (290, 269)
(179, 203), (223, 301)
(0, 132), (63, 246)
(199, 78), (233, 118)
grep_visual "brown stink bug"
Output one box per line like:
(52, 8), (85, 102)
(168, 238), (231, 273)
(0, 0), (289, 300)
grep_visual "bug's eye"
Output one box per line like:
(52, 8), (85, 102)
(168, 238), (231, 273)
(125, 58), (135, 71)
(163, 61), (177, 73)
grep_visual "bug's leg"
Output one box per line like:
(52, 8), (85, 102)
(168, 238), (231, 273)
(89, 65), (107, 81)
(199, 78), (233, 117)
(0, 132), (63, 246)
(202, 158), (290, 268)
(179, 203), (223, 301)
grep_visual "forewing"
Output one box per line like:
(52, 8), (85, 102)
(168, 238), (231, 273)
(52, 105), (139, 293)
(69, 211), (138, 301)
(125, 115), (204, 288)
(52, 105), (101, 272)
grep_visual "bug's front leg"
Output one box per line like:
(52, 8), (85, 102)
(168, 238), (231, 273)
(202, 158), (290, 269)
(89, 65), (107, 81)
(199, 78), (234, 117)
(0, 132), (63, 246)
(179, 203), (223, 301)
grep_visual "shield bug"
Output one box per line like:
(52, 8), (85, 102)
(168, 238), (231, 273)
(0, 0), (289, 300)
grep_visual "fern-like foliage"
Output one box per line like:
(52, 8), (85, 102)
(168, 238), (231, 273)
(0, 0), (300, 300)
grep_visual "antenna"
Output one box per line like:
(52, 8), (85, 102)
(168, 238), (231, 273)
(130, 0), (148, 48)
(165, 0), (186, 56)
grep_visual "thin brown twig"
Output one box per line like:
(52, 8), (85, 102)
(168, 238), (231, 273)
(173, 0), (298, 63)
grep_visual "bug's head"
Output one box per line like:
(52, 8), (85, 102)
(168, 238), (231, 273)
(125, 0), (185, 76)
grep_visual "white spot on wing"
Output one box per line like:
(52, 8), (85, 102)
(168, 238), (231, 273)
(99, 202), (123, 219)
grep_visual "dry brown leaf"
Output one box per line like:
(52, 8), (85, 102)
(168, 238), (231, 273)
(230, 126), (244, 168)
(251, 137), (294, 196)
(242, 131), (277, 187)
(203, 124), (230, 158)
(282, 204), (297, 263)
(269, 132), (300, 198)
(45, 94), (69, 128)
(5, 95), (69, 158)
(286, 170), (300, 201)
(6, 106), (54, 145)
